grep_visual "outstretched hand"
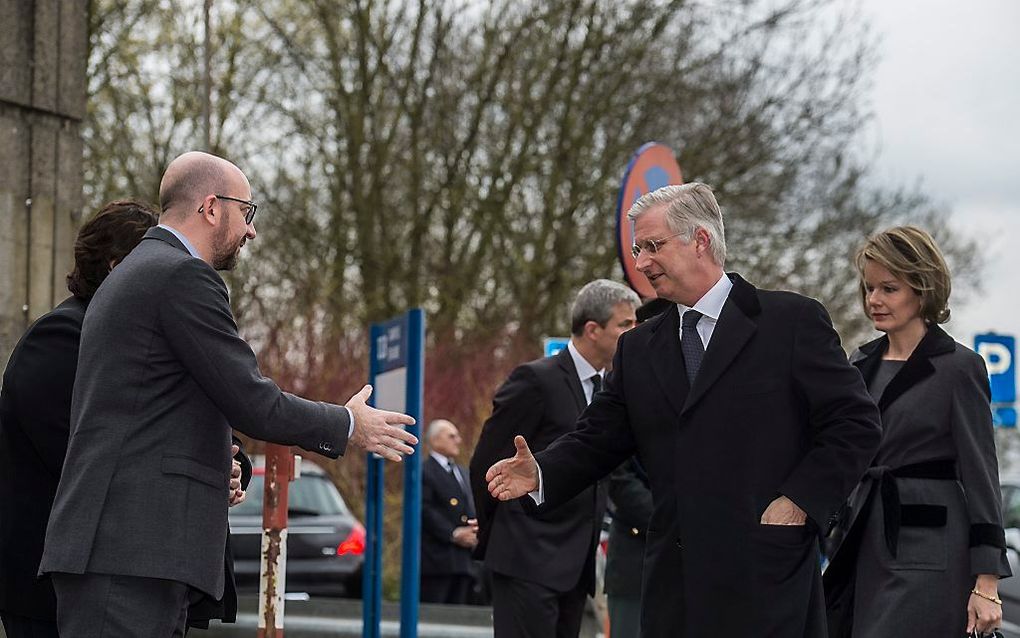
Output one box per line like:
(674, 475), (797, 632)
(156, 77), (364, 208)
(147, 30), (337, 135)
(485, 436), (539, 501)
(345, 385), (418, 462)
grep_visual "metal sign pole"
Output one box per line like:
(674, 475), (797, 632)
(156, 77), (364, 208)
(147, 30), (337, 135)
(363, 322), (386, 638)
(258, 444), (293, 638)
(399, 309), (425, 638)
(364, 311), (424, 636)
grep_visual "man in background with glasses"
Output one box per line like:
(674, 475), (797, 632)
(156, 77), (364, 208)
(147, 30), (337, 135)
(484, 183), (881, 637)
(39, 151), (418, 637)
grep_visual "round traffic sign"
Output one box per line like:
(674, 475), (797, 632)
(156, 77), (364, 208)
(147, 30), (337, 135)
(615, 143), (683, 299)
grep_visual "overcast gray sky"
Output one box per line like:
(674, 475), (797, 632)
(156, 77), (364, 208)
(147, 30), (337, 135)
(858, 0), (1020, 346)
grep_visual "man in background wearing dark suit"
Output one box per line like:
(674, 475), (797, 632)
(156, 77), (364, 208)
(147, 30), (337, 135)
(420, 419), (477, 605)
(0, 201), (158, 638)
(485, 183), (881, 637)
(470, 279), (639, 638)
(38, 151), (418, 637)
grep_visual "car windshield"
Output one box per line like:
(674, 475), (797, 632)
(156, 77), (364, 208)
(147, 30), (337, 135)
(230, 474), (351, 517)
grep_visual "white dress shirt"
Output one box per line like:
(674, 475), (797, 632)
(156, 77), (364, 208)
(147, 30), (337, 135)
(566, 340), (604, 406)
(675, 272), (733, 350)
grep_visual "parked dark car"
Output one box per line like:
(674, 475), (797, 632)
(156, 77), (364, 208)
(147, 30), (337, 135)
(229, 459), (364, 597)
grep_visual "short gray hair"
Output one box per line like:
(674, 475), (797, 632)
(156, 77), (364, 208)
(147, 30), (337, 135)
(570, 279), (640, 336)
(426, 419), (456, 443)
(626, 183), (727, 265)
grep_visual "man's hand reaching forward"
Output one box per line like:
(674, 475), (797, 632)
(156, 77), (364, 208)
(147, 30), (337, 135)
(486, 436), (539, 501)
(345, 385), (417, 462)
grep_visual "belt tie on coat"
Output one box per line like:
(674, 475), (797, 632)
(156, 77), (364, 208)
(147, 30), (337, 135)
(864, 458), (957, 558)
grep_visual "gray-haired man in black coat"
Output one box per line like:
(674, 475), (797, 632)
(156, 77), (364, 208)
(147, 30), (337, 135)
(485, 184), (881, 637)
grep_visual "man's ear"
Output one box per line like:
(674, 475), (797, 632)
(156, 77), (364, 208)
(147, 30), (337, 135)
(198, 195), (218, 226)
(583, 320), (602, 340)
(695, 227), (711, 256)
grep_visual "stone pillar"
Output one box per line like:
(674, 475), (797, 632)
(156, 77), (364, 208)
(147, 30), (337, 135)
(0, 0), (87, 370)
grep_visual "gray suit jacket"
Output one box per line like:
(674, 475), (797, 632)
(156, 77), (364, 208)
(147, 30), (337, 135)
(40, 227), (349, 597)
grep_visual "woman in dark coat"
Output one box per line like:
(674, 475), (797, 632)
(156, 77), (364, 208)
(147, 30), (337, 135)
(824, 226), (1011, 637)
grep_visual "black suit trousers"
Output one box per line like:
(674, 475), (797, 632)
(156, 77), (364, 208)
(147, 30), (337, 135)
(491, 572), (587, 638)
(0, 613), (59, 638)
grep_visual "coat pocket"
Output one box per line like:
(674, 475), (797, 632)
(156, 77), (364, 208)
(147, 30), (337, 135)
(162, 454), (226, 489)
(891, 504), (947, 571)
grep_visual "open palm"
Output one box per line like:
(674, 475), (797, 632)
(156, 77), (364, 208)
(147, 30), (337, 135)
(485, 436), (539, 501)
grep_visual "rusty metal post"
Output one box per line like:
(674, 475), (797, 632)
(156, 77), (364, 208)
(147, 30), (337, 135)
(257, 443), (294, 638)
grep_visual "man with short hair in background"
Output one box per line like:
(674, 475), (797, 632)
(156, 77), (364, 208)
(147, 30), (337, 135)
(470, 279), (639, 638)
(420, 419), (477, 605)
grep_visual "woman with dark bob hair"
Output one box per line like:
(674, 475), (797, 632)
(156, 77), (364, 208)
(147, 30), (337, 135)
(824, 226), (1011, 637)
(0, 200), (157, 637)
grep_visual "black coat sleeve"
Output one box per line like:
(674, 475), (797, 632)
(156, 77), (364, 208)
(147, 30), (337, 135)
(533, 335), (636, 511)
(779, 298), (883, 529)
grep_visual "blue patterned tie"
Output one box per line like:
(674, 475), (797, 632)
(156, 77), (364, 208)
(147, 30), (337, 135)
(681, 310), (705, 385)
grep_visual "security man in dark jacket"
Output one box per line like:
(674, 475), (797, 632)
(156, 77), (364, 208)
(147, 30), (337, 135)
(420, 419), (477, 604)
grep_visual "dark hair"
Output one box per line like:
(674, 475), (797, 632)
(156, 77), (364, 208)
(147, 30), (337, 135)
(66, 200), (159, 300)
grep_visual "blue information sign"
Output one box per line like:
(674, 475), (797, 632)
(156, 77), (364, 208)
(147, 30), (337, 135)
(365, 309), (425, 638)
(975, 333), (1016, 427)
(544, 337), (569, 358)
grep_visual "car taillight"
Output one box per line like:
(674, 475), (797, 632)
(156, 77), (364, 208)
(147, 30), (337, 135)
(337, 522), (365, 556)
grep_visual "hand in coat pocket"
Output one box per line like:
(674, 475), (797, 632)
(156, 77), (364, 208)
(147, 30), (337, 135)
(760, 495), (807, 525)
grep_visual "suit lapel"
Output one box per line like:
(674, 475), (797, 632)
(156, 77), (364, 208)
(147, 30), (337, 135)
(554, 347), (587, 413)
(851, 336), (886, 390)
(681, 274), (760, 415)
(647, 305), (690, 419)
(873, 326), (955, 411)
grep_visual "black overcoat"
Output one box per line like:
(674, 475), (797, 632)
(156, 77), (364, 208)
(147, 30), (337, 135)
(532, 274), (882, 637)
(0, 296), (86, 621)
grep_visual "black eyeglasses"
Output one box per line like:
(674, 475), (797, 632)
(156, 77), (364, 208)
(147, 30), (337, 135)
(217, 195), (258, 225)
(630, 232), (685, 259)
(198, 194), (258, 225)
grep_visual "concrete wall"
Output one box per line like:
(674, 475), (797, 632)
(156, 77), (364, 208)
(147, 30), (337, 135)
(0, 0), (87, 371)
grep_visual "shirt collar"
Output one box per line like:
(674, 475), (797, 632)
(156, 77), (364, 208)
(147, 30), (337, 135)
(157, 224), (202, 260)
(567, 339), (602, 383)
(676, 272), (732, 321)
(430, 451), (451, 469)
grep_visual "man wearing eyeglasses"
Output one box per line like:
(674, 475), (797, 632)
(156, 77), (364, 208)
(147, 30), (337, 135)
(39, 151), (418, 637)
(484, 183), (881, 637)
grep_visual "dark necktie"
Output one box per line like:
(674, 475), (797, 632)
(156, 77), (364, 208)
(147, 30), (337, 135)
(589, 374), (602, 403)
(681, 310), (705, 385)
(448, 463), (466, 495)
